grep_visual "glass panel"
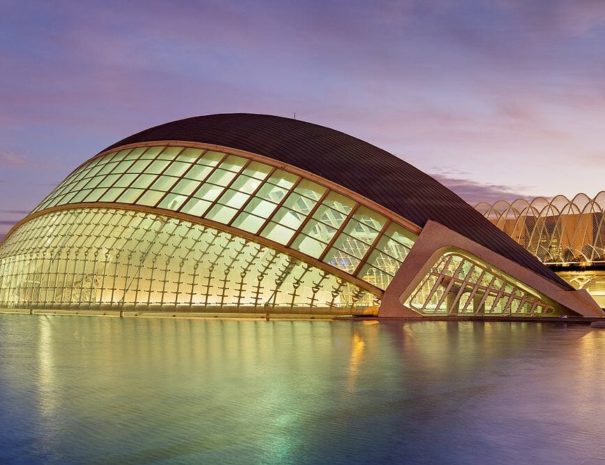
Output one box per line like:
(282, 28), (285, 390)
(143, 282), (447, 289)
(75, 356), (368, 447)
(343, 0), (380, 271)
(343, 219), (380, 245)
(332, 234), (369, 259)
(313, 205), (347, 229)
(384, 223), (416, 248)
(198, 151), (224, 166)
(217, 189), (250, 209)
(205, 205), (238, 224)
(99, 188), (125, 203)
(260, 222), (296, 244)
(244, 198), (278, 219)
(137, 190), (165, 207)
(266, 170), (298, 189)
(182, 198), (212, 217)
(193, 184), (224, 202)
(158, 193), (188, 211)
(271, 208), (306, 230)
(323, 192), (355, 215)
(184, 164), (213, 181)
(302, 219), (336, 244)
(219, 155), (247, 172)
(231, 213), (266, 234)
(206, 169), (237, 186)
(231, 175), (262, 194)
(171, 178), (199, 196)
(150, 176), (178, 192)
(116, 188), (145, 204)
(283, 193), (317, 214)
(291, 234), (326, 259)
(354, 207), (386, 231)
(164, 161), (192, 177)
(242, 162), (272, 180)
(324, 248), (360, 274)
(295, 179), (326, 200)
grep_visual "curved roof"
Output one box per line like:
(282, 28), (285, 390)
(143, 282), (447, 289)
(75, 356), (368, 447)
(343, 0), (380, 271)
(105, 113), (571, 289)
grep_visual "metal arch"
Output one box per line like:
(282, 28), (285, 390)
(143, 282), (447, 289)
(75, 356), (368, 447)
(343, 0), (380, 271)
(477, 191), (605, 266)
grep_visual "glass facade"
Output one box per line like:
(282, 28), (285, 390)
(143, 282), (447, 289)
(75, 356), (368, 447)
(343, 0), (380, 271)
(0, 208), (379, 313)
(32, 144), (416, 290)
(404, 251), (561, 316)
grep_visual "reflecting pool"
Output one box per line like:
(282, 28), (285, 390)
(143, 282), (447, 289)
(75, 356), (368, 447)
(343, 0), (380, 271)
(1, 316), (605, 465)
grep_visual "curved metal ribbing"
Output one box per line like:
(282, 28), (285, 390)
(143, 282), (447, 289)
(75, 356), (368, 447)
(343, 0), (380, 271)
(476, 192), (605, 266)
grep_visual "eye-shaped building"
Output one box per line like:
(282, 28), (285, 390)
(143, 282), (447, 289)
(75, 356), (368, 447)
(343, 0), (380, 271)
(0, 114), (600, 318)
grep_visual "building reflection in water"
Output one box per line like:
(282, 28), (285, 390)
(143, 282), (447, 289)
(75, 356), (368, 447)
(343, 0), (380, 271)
(1, 317), (605, 464)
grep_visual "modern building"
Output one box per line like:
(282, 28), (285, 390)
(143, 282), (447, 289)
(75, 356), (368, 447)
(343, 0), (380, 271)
(0, 114), (601, 318)
(477, 193), (605, 307)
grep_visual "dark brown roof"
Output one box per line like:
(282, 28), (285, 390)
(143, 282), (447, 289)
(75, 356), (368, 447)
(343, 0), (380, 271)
(105, 113), (571, 289)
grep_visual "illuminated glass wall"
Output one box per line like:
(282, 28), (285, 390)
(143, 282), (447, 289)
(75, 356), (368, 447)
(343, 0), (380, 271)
(0, 208), (379, 312)
(32, 144), (417, 290)
(404, 251), (561, 316)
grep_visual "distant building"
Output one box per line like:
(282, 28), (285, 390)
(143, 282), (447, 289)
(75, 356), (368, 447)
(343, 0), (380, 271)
(477, 193), (605, 308)
(0, 114), (600, 318)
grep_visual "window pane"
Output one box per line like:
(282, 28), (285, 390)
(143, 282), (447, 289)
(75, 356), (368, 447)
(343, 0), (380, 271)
(231, 175), (262, 194)
(206, 168), (237, 186)
(113, 173), (138, 188)
(138, 190), (165, 207)
(231, 213), (266, 234)
(261, 222), (296, 244)
(99, 188), (125, 203)
(128, 159), (153, 173)
(324, 248), (360, 274)
(158, 193), (188, 211)
(198, 151), (224, 166)
(193, 184), (224, 202)
(242, 161), (272, 180)
(343, 219), (379, 245)
(205, 204), (238, 224)
(147, 160), (171, 174)
(131, 174), (158, 189)
(353, 207), (386, 231)
(291, 234), (326, 259)
(220, 155), (247, 172)
(323, 192), (355, 215)
(266, 170), (298, 189)
(182, 198), (212, 216)
(244, 198), (278, 219)
(302, 219), (336, 244)
(163, 161), (192, 177)
(150, 176), (178, 192)
(256, 184), (289, 203)
(172, 178), (199, 196)
(217, 189), (250, 209)
(313, 205), (347, 229)
(284, 193), (317, 214)
(332, 234), (370, 259)
(185, 164), (213, 181)
(295, 179), (326, 200)
(116, 188), (144, 204)
(385, 223), (416, 248)
(271, 207), (306, 230)
(178, 148), (203, 162)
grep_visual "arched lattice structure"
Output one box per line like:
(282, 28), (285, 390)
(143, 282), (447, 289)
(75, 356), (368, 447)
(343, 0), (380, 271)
(477, 192), (605, 266)
(0, 114), (600, 318)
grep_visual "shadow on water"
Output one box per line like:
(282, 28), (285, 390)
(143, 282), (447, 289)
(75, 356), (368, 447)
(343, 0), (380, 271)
(1, 316), (605, 465)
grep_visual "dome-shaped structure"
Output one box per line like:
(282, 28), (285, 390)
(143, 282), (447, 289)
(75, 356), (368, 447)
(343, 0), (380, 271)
(0, 114), (601, 318)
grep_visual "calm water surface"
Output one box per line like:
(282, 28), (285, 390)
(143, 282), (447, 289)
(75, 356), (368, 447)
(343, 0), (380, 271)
(1, 315), (605, 465)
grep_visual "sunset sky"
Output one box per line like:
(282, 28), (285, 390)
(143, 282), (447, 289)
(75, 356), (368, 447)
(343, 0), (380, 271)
(1, 0), (604, 237)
